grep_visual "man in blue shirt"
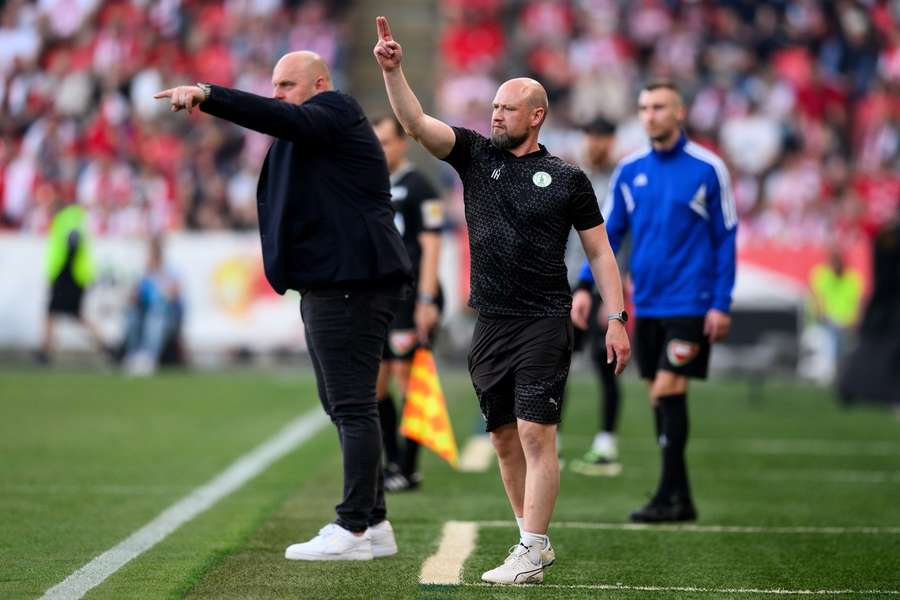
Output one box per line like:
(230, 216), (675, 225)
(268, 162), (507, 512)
(573, 80), (737, 522)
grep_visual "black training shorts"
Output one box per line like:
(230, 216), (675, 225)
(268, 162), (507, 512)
(634, 316), (710, 380)
(382, 288), (444, 360)
(468, 313), (573, 432)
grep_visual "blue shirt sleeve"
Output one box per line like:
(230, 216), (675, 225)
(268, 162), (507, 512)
(707, 167), (738, 312)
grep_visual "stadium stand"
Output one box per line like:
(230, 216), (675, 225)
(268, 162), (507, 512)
(3, 1), (896, 247)
(0, 0), (351, 235)
(435, 0), (899, 247)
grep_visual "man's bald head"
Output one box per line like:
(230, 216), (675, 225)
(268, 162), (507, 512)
(498, 77), (548, 114)
(272, 51), (333, 105)
(490, 77), (549, 153)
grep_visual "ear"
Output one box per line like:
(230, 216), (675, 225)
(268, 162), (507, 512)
(531, 106), (546, 128)
(314, 76), (327, 91)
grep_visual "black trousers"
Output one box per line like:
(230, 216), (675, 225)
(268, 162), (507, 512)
(301, 282), (405, 532)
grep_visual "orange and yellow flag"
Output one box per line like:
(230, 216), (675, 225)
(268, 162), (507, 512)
(400, 347), (459, 468)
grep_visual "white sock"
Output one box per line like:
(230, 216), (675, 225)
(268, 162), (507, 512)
(515, 516), (525, 535)
(520, 530), (548, 562)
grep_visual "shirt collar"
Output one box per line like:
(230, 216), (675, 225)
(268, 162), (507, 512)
(651, 132), (687, 158)
(501, 143), (549, 160)
(390, 162), (414, 185)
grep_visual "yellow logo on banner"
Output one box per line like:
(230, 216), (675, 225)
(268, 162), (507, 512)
(400, 348), (459, 468)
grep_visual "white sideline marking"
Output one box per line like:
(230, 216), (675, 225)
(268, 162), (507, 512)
(419, 521), (478, 584)
(476, 521), (900, 535)
(563, 435), (900, 456)
(458, 435), (495, 472)
(40, 409), (330, 600)
(466, 582), (900, 595)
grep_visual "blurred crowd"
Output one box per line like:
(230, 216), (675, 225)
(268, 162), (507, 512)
(437, 0), (900, 244)
(2, 1), (898, 246)
(0, 0), (349, 236)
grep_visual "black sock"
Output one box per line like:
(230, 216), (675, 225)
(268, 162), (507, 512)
(400, 437), (420, 477)
(653, 405), (663, 442)
(599, 360), (620, 433)
(656, 394), (691, 503)
(377, 394), (399, 467)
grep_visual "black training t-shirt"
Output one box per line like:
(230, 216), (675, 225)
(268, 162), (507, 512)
(443, 127), (603, 317)
(390, 164), (444, 276)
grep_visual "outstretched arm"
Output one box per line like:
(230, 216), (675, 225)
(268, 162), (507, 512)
(154, 85), (337, 144)
(374, 16), (455, 158)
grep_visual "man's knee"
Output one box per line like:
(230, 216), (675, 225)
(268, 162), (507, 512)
(516, 420), (557, 458)
(651, 370), (688, 399)
(489, 423), (521, 459)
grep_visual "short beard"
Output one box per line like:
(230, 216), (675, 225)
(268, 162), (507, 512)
(491, 130), (528, 151)
(650, 128), (679, 144)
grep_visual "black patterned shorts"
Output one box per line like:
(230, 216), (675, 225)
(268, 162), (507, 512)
(468, 313), (573, 432)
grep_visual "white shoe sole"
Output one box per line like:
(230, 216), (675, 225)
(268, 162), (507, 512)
(481, 566), (544, 584)
(372, 542), (398, 558)
(284, 547), (373, 561)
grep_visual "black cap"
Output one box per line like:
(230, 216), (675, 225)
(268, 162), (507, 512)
(582, 117), (616, 136)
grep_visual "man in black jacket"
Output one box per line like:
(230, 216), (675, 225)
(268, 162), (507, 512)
(155, 51), (411, 562)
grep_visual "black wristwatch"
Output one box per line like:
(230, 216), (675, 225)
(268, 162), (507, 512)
(608, 310), (628, 324)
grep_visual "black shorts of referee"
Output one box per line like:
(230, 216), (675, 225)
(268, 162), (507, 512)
(634, 316), (711, 380)
(382, 287), (444, 360)
(468, 313), (574, 432)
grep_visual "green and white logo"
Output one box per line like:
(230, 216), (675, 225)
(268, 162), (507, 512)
(532, 171), (552, 188)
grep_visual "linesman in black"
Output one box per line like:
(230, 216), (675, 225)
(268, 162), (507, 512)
(371, 115), (444, 492)
(375, 17), (630, 584)
(155, 51), (411, 562)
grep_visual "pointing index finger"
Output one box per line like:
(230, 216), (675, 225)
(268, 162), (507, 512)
(153, 88), (174, 99)
(376, 16), (393, 41)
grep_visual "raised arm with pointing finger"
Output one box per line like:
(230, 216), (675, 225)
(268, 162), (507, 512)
(374, 14), (631, 586)
(373, 16), (456, 159)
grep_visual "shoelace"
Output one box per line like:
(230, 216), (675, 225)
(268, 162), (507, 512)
(317, 523), (340, 538)
(503, 543), (531, 564)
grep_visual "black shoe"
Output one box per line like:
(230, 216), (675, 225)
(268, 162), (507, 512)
(629, 496), (697, 523)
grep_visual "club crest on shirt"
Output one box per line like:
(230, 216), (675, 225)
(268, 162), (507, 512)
(532, 171), (552, 187)
(389, 330), (417, 356)
(667, 339), (700, 367)
(633, 173), (648, 187)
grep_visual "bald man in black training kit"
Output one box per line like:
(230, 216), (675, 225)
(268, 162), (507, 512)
(376, 16), (630, 584)
(155, 51), (412, 562)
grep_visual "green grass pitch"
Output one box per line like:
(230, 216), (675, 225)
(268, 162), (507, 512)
(1, 368), (898, 599)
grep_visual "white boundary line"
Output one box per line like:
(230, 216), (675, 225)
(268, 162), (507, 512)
(40, 409), (330, 600)
(418, 521), (478, 584)
(464, 582), (900, 595)
(421, 521), (900, 595)
(476, 521), (900, 535)
(458, 435), (495, 472)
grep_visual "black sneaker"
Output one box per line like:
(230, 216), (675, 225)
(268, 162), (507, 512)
(629, 496), (697, 523)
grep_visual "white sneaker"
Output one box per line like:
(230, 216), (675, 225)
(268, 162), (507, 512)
(367, 519), (398, 557)
(541, 541), (555, 567)
(592, 432), (618, 461)
(481, 543), (544, 584)
(284, 523), (374, 561)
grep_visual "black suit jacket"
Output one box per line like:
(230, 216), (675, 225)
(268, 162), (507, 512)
(201, 87), (412, 294)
